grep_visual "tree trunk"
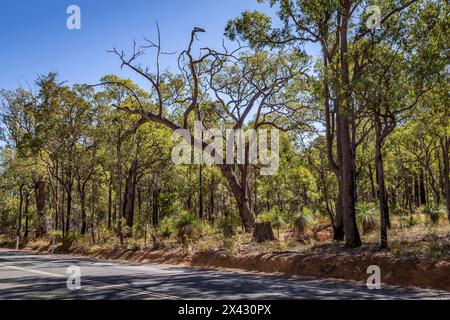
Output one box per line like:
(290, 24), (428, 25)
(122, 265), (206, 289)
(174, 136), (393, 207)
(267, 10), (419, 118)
(107, 177), (113, 230)
(426, 163), (440, 205)
(252, 222), (276, 243)
(117, 137), (124, 245)
(80, 190), (87, 235)
(340, 0), (362, 248)
(65, 186), (72, 235)
(152, 186), (160, 227)
(199, 164), (204, 219)
(16, 184), (24, 248)
(334, 184), (345, 241)
(419, 168), (427, 205)
(123, 160), (138, 233)
(441, 137), (450, 222)
(374, 115), (389, 249)
(34, 176), (47, 238)
(219, 165), (255, 232)
(24, 192), (30, 242)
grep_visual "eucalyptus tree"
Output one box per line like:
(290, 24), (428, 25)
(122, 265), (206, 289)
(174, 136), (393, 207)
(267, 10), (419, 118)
(225, 0), (429, 247)
(103, 27), (310, 232)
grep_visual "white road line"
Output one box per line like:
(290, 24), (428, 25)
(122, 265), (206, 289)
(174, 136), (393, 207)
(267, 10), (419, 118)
(0, 264), (181, 299)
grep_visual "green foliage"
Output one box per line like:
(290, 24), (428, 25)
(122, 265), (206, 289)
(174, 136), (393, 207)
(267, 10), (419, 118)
(62, 232), (83, 248)
(174, 211), (202, 244)
(356, 203), (378, 234)
(217, 213), (240, 238)
(422, 205), (442, 225)
(156, 216), (176, 239)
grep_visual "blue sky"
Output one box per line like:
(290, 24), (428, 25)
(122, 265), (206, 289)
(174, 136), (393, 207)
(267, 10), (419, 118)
(0, 0), (281, 90)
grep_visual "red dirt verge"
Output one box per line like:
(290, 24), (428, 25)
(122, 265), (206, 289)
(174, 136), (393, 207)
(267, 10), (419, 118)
(2, 243), (449, 291)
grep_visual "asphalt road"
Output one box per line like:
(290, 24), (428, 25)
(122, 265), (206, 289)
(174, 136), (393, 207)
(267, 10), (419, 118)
(0, 248), (449, 300)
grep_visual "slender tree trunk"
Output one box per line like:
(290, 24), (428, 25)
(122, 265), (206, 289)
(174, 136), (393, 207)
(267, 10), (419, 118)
(152, 185), (160, 227)
(24, 192), (30, 242)
(107, 176), (112, 230)
(61, 185), (65, 238)
(426, 164), (440, 205)
(80, 190), (87, 235)
(441, 137), (450, 222)
(16, 184), (24, 248)
(374, 115), (389, 249)
(368, 164), (377, 201)
(54, 163), (59, 231)
(65, 185), (72, 235)
(123, 160), (138, 233)
(199, 164), (204, 219)
(34, 176), (47, 238)
(419, 167), (427, 205)
(117, 138), (123, 245)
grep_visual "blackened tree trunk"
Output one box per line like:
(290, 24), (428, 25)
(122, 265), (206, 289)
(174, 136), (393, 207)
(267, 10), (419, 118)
(322, 49), (344, 242)
(339, 0), (362, 248)
(334, 183), (345, 241)
(441, 137), (450, 222)
(340, 116), (362, 248)
(79, 190), (87, 235)
(419, 168), (427, 205)
(152, 185), (160, 227)
(107, 177), (113, 230)
(253, 222), (276, 243)
(34, 176), (47, 238)
(16, 184), (24, 247)
(426, 163), (440, 205)
(24, 192), (30, 242)
(116, 136), (124, 245)
(65, 185), (72, 235)
(374, 115), (389, 249)
(123, 159), (138, 234)
(414, 177), (420, 207)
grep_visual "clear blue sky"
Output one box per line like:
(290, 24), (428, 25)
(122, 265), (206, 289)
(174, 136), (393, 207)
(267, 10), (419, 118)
(0, 0), (281, 90)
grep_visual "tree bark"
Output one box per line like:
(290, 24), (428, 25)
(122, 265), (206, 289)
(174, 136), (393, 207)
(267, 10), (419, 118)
(123, 159), (138, 233)
(441, 137), (450, 222)
(374, 114), (389, 249)
(107, 177), (113, 230)
(65, 185), (72, 235)
(16, 184), (24, 248)
(419, 168), (427, 205)
(339, 0), (362, 248)
(252, 222), (276, 243)
(219, 165), (255, 232)
(34, 176), (47, 238)
(152, 185), (160, 227)
(199, 164), (204, 219)
(80, 190), (87, 235)
(24, 192), (30, 242)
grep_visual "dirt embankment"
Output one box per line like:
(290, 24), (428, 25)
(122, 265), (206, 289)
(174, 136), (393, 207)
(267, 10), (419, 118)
(2, 241), (449, 291)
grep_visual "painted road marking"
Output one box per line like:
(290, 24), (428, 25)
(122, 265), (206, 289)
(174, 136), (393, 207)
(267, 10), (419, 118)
(0, 264), (181, 299)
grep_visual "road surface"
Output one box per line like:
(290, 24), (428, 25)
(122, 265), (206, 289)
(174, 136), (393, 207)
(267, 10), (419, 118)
(0, 248), (448, 300)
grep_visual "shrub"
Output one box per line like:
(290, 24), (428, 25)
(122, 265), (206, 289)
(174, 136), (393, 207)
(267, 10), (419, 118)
(408, 215), (418, 227)
(217, 213), (240, 238)
(62, 232), (83, 248)
(174, 211), (202, 244)
(48, 230), (63, 243)
(356, 203), (378, 234)
(422, 205), (442, 225)
(292, 207), (315, 241)
(156, 216), (176, 239)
